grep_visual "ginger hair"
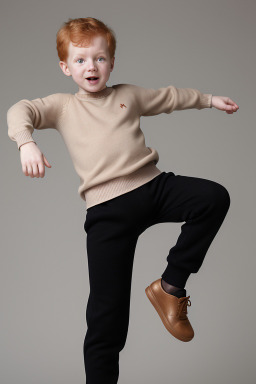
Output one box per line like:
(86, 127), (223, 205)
(56, 17), (117, 63)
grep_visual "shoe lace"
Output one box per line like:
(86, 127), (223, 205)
(177, 296), (191, 318)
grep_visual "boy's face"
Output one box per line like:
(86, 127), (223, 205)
(59, 35), (115, 94)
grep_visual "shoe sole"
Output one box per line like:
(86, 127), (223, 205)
(145, 285), (193, 342)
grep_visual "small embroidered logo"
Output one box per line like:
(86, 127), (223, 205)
(120, 103), (127, 109)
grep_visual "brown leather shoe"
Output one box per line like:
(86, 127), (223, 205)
(145, 278), (194, 342)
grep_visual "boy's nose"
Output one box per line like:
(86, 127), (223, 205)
(87, 59), (97, 69)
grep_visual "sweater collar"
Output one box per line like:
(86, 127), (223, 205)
(74, 86), (113, 100)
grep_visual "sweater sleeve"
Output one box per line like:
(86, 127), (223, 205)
(7, 93), (67, 150)
(131, 84), (212, 117)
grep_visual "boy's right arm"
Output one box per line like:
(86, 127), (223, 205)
(7, 93), (67, 178)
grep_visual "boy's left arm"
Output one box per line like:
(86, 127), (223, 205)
(211, 96), (239, 114)
(129, 84), (239, 116)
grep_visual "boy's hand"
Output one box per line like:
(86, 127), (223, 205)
(19, 142), (52, 178)
(212, 96), (239, 114)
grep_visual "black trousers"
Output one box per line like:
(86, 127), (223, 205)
(83, 171), (230, 384)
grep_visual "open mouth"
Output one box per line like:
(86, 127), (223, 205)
(86, 77), (99, 84)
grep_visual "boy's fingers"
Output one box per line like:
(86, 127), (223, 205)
(43, 155), (52, 168)
(225, 99), (238, 111)
(38, 162), (45, 177)
(228, 98), (239, 109)
(27, 164), (33, 177)
(32, 163), (39, 178)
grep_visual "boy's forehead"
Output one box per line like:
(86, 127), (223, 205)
(69, 36), (108, 55)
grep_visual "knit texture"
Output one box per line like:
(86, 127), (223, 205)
(7, 83), (212, 209)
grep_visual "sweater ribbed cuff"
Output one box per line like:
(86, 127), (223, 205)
(14, 130), (36, 150)
(199, 93), (212, 109)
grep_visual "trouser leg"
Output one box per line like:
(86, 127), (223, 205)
(147, 172), (231, 288)
(83, 203), (140, 384)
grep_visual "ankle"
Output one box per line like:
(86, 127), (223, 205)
(161, 278), (187, 298)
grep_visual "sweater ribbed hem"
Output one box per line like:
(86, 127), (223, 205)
(84, 162), (162, 209)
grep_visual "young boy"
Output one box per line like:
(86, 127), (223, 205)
(7, 17), (238, 384)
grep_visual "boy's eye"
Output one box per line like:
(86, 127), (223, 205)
(76, 57), (105, 64)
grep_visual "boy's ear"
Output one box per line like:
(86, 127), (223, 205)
(59, 61), (72, 77)
(110, 56), (115, 72)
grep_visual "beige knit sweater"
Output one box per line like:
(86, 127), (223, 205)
(7, 83), (212, 209)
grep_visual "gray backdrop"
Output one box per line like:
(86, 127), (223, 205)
(1, 0), (255, 383)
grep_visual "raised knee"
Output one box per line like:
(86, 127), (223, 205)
(211, 183), (231, 211)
